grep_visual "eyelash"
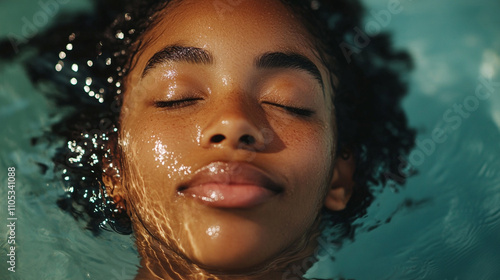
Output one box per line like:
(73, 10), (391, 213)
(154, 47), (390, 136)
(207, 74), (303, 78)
(263, 102), (314, 117)
(154, 98), (202, 109)
(154, 99), (314, 117)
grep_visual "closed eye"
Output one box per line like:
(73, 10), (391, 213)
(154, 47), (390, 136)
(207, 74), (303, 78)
(154, 98), (203, 109)
(263, 102), (314, 117)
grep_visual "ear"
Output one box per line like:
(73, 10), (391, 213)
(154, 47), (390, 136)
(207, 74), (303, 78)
(101, 137), (127, 213)
(324, 150), (356, 211)
(102, 162), (126, 212)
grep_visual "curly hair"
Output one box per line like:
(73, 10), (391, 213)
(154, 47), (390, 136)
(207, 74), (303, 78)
(0, 0), (415, 236)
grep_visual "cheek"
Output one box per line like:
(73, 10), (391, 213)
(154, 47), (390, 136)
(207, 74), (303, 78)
(269, 118), (335, 223)
(271, 113), (334, 179)
(121, 112), (198, 180)
(295, 140), (333, 211)
(119, 130), (191, 251)
(118, 119), (191, 216)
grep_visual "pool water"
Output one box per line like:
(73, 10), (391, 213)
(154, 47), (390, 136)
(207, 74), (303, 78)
(1, 0), (500, 279)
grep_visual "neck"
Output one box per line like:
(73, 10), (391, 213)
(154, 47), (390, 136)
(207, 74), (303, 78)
(133, 226), (320, 280)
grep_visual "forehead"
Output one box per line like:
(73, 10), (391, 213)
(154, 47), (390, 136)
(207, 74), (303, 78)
(130, 0), (320, 72)
(152, 0), (309, 43)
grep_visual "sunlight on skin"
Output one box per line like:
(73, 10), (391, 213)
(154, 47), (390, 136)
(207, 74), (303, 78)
(106, 0), (355, 279)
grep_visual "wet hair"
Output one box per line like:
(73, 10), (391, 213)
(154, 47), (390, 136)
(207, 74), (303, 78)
(0, 0), (415, 236)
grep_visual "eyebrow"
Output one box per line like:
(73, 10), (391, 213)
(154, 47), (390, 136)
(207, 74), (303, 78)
(255, 52), (324, 88)
(142, 46), (324, 88)
(142, 45), (213, 77)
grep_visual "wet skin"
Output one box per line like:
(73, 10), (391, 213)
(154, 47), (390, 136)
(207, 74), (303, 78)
(107, 0), (354, 278)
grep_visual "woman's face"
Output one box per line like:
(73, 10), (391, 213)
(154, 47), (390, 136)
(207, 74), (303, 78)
(118, 0), (336, 272)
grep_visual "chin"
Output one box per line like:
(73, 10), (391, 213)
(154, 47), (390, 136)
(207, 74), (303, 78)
(183, 219), (285, 272)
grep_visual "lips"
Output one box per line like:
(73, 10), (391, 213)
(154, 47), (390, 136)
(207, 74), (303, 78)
(178, 162), (283, 208)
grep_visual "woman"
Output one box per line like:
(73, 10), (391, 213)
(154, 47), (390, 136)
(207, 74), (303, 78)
(0, 0), (415, 279)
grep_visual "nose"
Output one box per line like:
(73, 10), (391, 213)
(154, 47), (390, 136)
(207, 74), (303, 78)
(200, 106), (266, 151)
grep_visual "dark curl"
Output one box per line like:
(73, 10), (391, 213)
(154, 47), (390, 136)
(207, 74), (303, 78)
(0, 0), (415, 236)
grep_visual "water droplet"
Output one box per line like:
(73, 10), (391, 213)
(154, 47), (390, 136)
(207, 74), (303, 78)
(206, 226), (221, 239)
(115, 31), (124, 40)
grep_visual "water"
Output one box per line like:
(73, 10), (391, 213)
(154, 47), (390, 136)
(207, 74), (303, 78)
(1, 0), (500, 279)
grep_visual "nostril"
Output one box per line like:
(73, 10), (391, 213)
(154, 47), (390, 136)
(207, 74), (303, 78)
(210, 134), (226, 143)
(240, 134), (256, 145)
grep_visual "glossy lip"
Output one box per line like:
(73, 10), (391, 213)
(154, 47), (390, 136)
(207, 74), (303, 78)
(177, 161), (284, 208)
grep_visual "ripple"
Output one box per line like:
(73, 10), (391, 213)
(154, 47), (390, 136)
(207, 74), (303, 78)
(480, 192), (500, 233)
(441, 198), (481, 267)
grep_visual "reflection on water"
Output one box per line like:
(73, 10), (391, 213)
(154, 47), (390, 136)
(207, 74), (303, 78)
(1, 0), (500, 279)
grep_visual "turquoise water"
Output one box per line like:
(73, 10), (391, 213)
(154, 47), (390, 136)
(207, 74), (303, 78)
(1, 0), (500, 279)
